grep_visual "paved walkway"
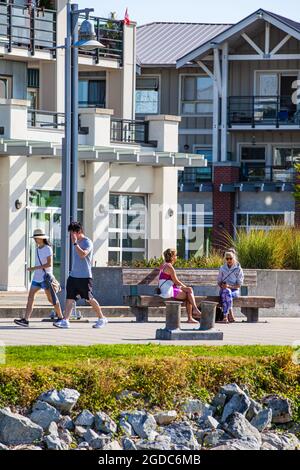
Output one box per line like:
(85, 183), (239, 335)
(0, 317), (299, 346)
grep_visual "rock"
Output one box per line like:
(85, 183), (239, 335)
(0, 408), (43, 446)
(119, 418), (133, 436)
(251, 408), (272, 432)
(181, 399), (213, 420)
(83, 429), (111, 450)
(77, 442), (90, 450)
(174, 445), (190, 450)
(103, 440), (122, 450)
(38, 388), (80, 414)
(246, 399), (263, 421)
(261, 442), (278, 450)
(116, 390), (141, 400)
(261, 432), (300, 450)
(94, 412), (117, 434)
(74, 410), (94, 428)
(262, 395), (293, 424)
(211, 393), (227, 409)
(30, 401), (61, 431)
(202, 429), (231, 448)
(212, 437), (261, 451)
(163, 423), (200, 450)
(154, 411), (177, 426)
(219, 384), (244, 398)
(136, 435), (172, 451)
(122, 411), (157, 440)
(0, 443), (9, 450)
(122, 437), (137, 450)
(221, 393), (251, 422)
(44, 434), (69, 451)
(59, 429), (73, 446)
(222, 412), (261, 446)
(58, 416), (74, 431)
(75, 426), (87, 438)
(48, 422), (59, 436)
(198, 415), (220, 430)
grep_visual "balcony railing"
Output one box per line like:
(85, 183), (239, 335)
(228, 96), (300, 127)
(28, 109), (64, 130)
(0, 2), (56, 55)
(79, 14), (123, 63)
(241, 164), (296, 183)
(111, 119), (149, 145)
(178, 166), (213, 185)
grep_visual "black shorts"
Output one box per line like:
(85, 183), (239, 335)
(66, 276), (93, 301)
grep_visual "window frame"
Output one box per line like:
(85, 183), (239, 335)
(135, 74), (161, 116)
(179, 73), (214, 117)
(0, 74), (13, 99)
(235, 211), (294, 233)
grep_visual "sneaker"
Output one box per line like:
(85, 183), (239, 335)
(53, 319), (70, 329)
(53, 317), (64, 324)
(92, 317), (108, 329)
(14, 318), (29, 328)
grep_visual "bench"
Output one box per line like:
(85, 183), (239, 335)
(123, 268), (275, 323)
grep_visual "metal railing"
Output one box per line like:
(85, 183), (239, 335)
(228, 96), (300, 127)
(78, 100), (105, 109)
(178, 166), (213, 185)
(111, 119), (149, 145)
(0, 2), (56, 55)
(241, 164), (296, 183)
(27, 109), (65, 130)
(79, 14), (123, 63)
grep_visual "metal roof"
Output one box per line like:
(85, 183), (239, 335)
(136, 22), (232, 66)
(265, 11), (300, 33)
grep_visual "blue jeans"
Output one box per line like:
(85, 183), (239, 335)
(32, 280), (48, 290)
(220, 288), (239, 316)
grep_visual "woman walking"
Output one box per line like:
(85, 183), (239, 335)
(217, 250), (244, 323)
(158, 248), (201, 324)
(14, 228), (63, 327)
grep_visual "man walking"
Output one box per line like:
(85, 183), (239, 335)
(54, 221), (108, 329)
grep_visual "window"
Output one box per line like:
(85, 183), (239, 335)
(108, 194), (147, 265)
(136, 76), (159, 115)
(236, 212), (293, 233)
(240, 146), (266, 181)
(0, 76), (12, 99)
(27, 69), (39, 109)
(29, 190), (84, 224)
(181, 75), (213, 115)
(78, 79), (106, 108)
(179, 149), (213, 185)
(273, 148), (300, 166)
(177, 210), (213, 259)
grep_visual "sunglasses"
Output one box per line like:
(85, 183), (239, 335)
(226, 257), (233, 260)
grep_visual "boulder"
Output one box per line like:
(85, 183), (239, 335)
(77, 442), (90, 450)
(75, 426), (87, 438)
(48, 422), (59, 436)
(251, 408), (272, 432)
(246, 398), (263, 421)
(83, 428), (111, 450)
(58, 416), (74, 431)
(181, 399), (213, 419)
(222, 412), (261, 446)
(122, 437), (137, 450)
(12, 445), (42, 451)
(202, 429), (231, 448)
(154, 411), (177, 426)
(122, 411), (157, 440)
(44, 434), (69, 451)
(211, 393), (227, 410)
(162, 422), (200, 450)
(30, 401), (61, 431)
(74, 410), (94, 428)
(262, 395), (293, 424)
(261, 432), (300, 450)
(136, 435), (172, 451)
(219, 384), (244, 398)
(38, 388), (80, 414)
(0, 408), (43, 446)
(103, 440), (122, 450)
(212, 437), (261, 451)
(94, 412), (117, 434)
(119, 418), (133, 436)
(198, 415), (220, 430)
(59, 429), (73, 447)
(221, 393), (251, 422)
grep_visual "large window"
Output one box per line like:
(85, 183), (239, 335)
(236, 212), (294, 233)
(79, 78), (106, 108)
(177, 210), (213, 259)
(108, 194), (147, 265)
(29, 190), (84, 224)
(181, 75), (213, 115)
(136, 76), (160, 115)
(273, 147), (300, 166)
(0, 75), (12, 99)
(240, 146), (266, 181)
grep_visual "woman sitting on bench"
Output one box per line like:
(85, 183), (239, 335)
(217, 249), (244, 323)
(158, 248), (201, 324)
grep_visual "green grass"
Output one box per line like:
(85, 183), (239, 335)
(2, 344), (291, 367)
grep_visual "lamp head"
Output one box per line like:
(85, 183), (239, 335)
(74, 19), (104, 50)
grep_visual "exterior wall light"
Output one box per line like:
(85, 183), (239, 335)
(218, 221), (225, 229)
(99, 204), (107, 215)
(15, 199), (22, 210)
(168, 208), (174, 217)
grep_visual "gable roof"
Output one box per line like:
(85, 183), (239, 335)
(176, 9), (300, 68)
(136, 22), (231, 66)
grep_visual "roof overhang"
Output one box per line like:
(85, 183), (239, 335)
(176, 9), (300, 68)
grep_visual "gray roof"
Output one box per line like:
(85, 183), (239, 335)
(265, 10), (300, 33)
(136, 22), (231, 66)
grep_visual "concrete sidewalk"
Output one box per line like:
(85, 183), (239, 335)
(0, 317), (299, 346)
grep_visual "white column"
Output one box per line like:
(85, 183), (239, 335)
(55, 0), (68, 112)
(85, 162), (110, 267)
(0, 156), (27, 291)
(221, 42), (229, 162)
(145, 115), (181, 152)
(213, 48), (221, 162)
(122, 22), (136, 120)
(79, 108), (114, 146)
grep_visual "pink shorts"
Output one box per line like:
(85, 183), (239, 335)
(173, 286), (182, 298)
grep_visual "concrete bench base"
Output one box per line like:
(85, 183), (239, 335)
(155, 328), (224, 341)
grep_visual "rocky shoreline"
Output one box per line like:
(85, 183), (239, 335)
(0, 384), (299, 451)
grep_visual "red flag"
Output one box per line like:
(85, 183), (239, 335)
(123, 8), (130, 25)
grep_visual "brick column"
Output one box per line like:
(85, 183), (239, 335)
(295, 169), (300, 227)
(212, 163), (240, 250)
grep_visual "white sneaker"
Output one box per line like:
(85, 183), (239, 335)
(53, 319), (70, 329)
(92, 317), (108, 329)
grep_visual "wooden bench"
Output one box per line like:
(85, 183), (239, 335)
(123, 268), (275, 323)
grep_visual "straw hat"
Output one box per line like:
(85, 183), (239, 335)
(31, 228), (49, 239)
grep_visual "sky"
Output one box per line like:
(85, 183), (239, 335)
(77, 0), (300, 25)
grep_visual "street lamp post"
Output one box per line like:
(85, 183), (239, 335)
(60, 2), (104, 306)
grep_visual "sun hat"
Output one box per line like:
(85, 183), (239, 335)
(31, 228), (49, 239)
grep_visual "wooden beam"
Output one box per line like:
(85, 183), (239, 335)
(241, 33), (264, 55)
(221, 42), (228, 163)
(213, 48), (222, 97)
(229, 53), (300, 60)
(265, 22), (270, 55)
(196, 60), (214, 80)
(270, 34), (291, 55)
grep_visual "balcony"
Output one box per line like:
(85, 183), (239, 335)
(27, 109), (64, 130)
(178, 166), (213, 192)
(110, 119), (150, 145)
(228, 96), (300, 128)
(241, 164), (296, 183)
(78, 14), (123, 63)
(0, 2), (56, 55)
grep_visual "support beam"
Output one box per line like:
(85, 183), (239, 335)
(221, 42), (228, 163)
(213, 48), (221, 162)
(265, 22), (270, 54)
(229, 53), (300, 60)
(270, 34), (291, 55)
(213, 48), (222, 97)
(197, 60), (214, 80)
(241, 33), (264, 56)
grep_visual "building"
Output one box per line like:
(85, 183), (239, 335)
(137, 9), (299, 258)
(0, 0), (205, 291)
